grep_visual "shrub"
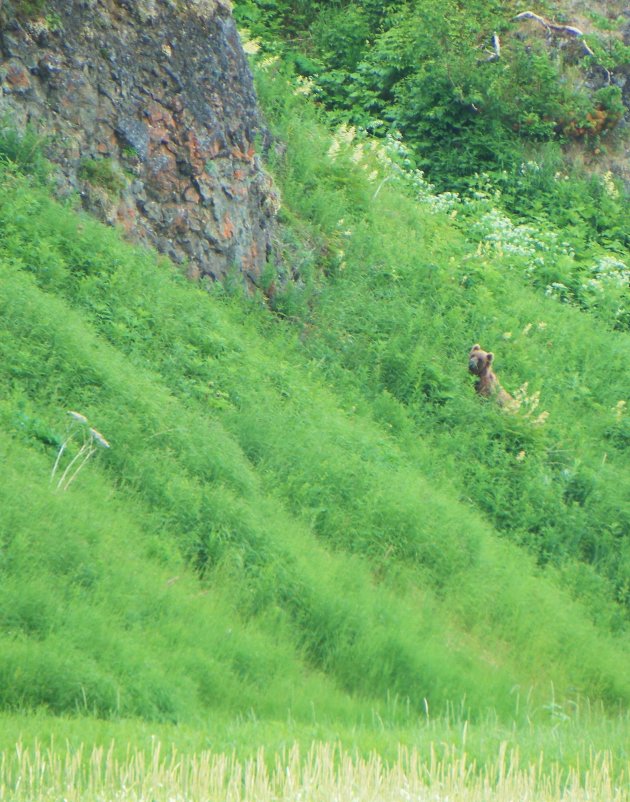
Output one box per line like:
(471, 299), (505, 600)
(78, 158), (126, 195)
(0, 122), (50, 182)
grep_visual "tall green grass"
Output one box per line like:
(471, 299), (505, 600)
(0, 48), (629, 745)
(0, 155), (628, 726)
(252, 61), (630, 620)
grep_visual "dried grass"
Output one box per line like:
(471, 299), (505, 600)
(1, 741), (627, 801)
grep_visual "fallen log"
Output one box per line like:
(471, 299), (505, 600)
(513, 11), (596, 57)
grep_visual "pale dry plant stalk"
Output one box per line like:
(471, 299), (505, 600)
(50, 410), (110, 491)
(0, 740), (628, 801)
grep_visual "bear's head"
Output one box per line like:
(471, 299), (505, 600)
(468, 344), (494, 377)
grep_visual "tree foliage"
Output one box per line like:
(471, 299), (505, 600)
(235, 0), (628, 246)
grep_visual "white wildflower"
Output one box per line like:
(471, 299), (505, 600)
(590, 256), (629, 288)
(52, 412), (110, 490)
(294, 76), (314, 96)
(259, 55), (280, 70)
(337, 125), (356, 144)
(240, 32), (261, 55)
(545, 282), (569, 300)
(602, 171), (619, 199)
(351, 143), (364, 163)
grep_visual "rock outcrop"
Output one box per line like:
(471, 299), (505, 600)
(0, 0), (278, 284)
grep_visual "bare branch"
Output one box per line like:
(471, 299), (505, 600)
(513, 11), (595, 57)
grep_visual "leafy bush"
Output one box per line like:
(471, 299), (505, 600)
(235, 0), (629, 247)
(0, 122), (50, 182)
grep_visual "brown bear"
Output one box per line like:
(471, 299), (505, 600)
(468, 344), (515, 408)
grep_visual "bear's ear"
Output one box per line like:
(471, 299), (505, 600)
(486, 352), (494, 363)
(471, 344), (481, 352)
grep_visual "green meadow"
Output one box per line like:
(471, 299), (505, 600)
(1, 23), (629, 798)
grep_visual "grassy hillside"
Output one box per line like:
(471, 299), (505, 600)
(1, 87), (629, 716)
(0, 33), (629, 796)
(267, 81), (629, 602)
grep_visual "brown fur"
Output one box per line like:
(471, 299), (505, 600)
(468, 344), (514, 407)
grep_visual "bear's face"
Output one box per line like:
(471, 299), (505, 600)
(468, 344), (494, 376)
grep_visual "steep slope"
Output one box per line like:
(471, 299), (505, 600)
(254, 62), (630, 619)
(1, 144), (629, 725)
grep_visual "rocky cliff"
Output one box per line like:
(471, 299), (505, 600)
(0, 0), (278, 284)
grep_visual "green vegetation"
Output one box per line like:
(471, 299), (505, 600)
(1, 735), (628, 801)
(2, 125), (629, 721)
(234, 0), (629, 252)
(0, 121), (50, 183)
(261, 62), (630, 605)
(4, 0), (48, 20)
(0, 2), (629, 796)
(78, 158), (127, 195)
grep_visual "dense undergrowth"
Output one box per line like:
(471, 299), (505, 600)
(234, 0), (630, 255)
(1, 84), (629, 732)
(0, 21), (629, 785)
(252, 66), (630, 615)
